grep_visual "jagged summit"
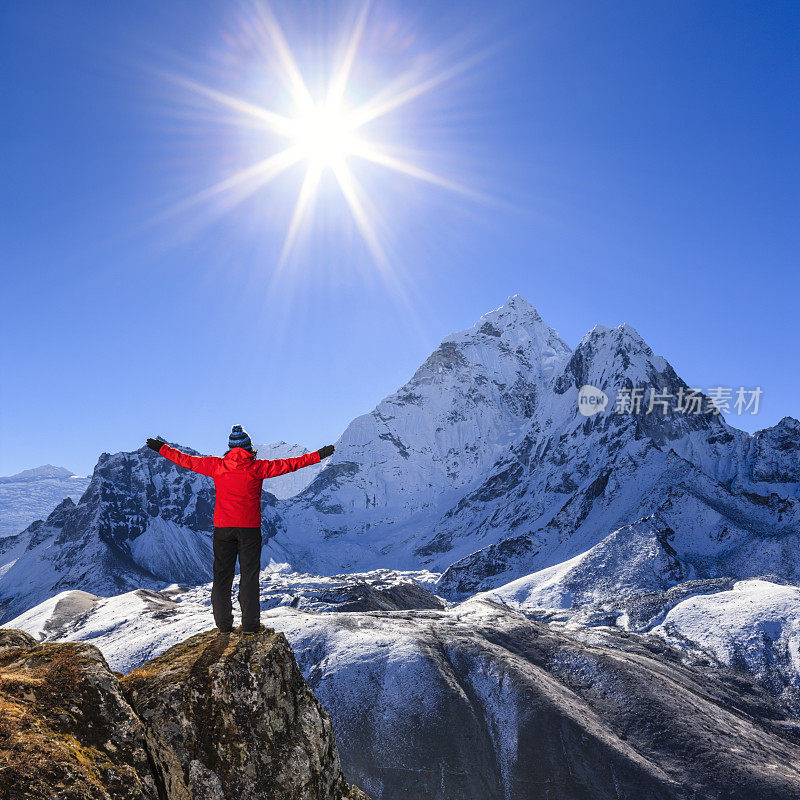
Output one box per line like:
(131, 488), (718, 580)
(480, 293), (544, 324)
(577, 321), (665, 367)
(580, 321), (651, 348)
(766, 416), (800, 433)
(555, 320), (672, 395)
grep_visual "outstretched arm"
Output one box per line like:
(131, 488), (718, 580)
(146, 438), (219, 477)
(258, 445), (334, 479)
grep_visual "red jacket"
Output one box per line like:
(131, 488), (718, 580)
(158, 444), (321, 528)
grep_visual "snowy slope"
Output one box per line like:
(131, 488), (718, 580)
(438, 447), (800, 599)
(0, 464), (89, 538)
(653, 579), (800, 712)
(5, 568), (443, 672)
(475, 477), (800, 615)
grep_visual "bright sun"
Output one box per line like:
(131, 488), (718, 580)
(294, 105), (356, 167)
(171, 2), (478, 274)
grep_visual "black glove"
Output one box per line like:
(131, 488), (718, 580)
(318, 444), (335, 459)
(146, 438), (166, 453)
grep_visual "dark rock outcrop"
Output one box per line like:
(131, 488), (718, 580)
(319, 580), (444, 612)
(0, 628), (368, 800)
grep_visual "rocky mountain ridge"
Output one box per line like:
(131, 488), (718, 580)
(0, 445), (235, 622)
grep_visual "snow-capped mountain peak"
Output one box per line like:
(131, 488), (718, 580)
(272, 295), (575, 572)
(442, 293), (571, 379)
(467, 292), (546, 332)
(557, 321), (671, 397)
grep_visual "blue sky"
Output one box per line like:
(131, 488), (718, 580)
(1, 0), (798, 476)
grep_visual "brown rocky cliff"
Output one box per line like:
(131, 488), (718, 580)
(0, 630), (158, 800)
(0, 628), (369, 800)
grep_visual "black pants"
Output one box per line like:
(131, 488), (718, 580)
(211, 526), (262, 631)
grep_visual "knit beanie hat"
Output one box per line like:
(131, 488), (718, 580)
(228, 425), (252, 451)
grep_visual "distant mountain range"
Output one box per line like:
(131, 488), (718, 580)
(255, 441), (325, 499)
(0, 464), (89, 538)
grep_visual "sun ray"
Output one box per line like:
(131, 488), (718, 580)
(327, 1), (371, 108)
(345, 50), (487, 129)
(277, 161), (323, 270)
(255, 4), (315, 114)
(330, 158), (424, 325)
(167, 74), (297, 137)
(165, 145), (305, 218)
(331, 159), (390, 271)
(349, 141), (484, 199)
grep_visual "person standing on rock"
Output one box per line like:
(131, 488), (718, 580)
(145, 426), (334, 634)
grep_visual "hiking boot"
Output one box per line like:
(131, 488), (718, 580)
(242, 623), (266, 635)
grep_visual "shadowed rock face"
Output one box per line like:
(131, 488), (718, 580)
(0, 628), (369, 800)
